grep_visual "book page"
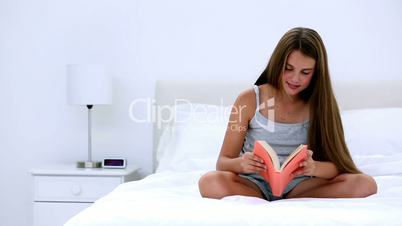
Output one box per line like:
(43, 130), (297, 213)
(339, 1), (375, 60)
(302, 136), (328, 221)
(280, 144), (306, 171)
(258, 141), (281, 172)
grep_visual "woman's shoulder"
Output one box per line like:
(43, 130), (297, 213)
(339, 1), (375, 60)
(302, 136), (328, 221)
(232, 86), (257, 119)
(235, 83), (274, 104)
(235, 87), (255, 106)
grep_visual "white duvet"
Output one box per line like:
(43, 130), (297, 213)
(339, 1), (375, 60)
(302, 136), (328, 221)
(65, 170), (402, 226)
(65, 108), (402, 226)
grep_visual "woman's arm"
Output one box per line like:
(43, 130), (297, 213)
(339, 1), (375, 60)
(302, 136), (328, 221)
(294, 150), (339, 179)
(216, 89), (265, 174)
(312, 161), (339, 179)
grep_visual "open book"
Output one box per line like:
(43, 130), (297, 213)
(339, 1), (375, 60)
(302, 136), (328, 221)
(253, 140), (308, 197)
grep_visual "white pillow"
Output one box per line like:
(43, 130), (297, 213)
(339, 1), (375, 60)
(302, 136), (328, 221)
(156, 106), (402, 176)
(352, 154), (402, 176)
(341, 108), (402, 176)
(342, 108), (402, 157)
(156, 103), (231, 172)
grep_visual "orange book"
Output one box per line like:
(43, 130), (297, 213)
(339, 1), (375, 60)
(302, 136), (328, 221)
(253, 140), (308, 197)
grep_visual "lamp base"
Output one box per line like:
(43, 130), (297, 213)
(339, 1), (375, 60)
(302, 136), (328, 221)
(76, 161), (102, 168)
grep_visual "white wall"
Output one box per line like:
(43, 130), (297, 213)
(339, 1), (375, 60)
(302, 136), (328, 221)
(0, 0), (401, 225)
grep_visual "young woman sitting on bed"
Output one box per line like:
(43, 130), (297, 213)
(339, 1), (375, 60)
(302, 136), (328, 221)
(198, 27), (377, 201)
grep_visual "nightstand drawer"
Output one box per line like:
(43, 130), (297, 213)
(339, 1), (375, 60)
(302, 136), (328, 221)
(34, 176), (122, 202)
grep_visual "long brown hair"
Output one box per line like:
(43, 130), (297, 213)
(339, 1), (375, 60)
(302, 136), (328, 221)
(255, 27), (360, 174)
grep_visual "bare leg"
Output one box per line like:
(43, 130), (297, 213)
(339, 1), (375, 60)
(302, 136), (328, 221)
(198, 171), (264, 199)
(286, 173), (377, 199)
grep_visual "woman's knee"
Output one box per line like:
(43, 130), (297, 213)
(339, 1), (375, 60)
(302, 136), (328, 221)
(198, 171), (217, 193)
(198, 171), (236, 198)
(337, 174), (377, 198)
(355, 174), (377, 197)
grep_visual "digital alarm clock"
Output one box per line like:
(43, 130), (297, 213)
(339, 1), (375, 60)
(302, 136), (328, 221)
(102, 158), (127, 169)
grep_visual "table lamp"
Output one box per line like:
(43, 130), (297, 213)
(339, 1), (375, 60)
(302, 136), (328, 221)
(66, 64), (112, 168)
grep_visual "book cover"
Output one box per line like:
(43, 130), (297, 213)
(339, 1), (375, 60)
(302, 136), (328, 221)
(253, 140), (308, 197)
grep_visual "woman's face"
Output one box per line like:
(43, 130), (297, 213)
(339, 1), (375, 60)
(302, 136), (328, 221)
(282, 50), (315, 97)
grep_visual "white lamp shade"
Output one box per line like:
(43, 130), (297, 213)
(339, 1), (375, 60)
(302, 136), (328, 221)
(67, 64), (112, 105)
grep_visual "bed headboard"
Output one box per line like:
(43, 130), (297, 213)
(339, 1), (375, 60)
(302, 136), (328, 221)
(153, 79), (402, 171)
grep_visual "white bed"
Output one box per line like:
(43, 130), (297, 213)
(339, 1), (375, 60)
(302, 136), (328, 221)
(65, 80), (402, 226)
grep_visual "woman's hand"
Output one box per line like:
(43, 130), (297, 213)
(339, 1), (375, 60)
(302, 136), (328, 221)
(239, 152), (266, 173)
(293, 149), (316, 177)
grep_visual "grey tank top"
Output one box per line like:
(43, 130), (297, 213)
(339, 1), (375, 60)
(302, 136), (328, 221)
(240, 85), (309, 164)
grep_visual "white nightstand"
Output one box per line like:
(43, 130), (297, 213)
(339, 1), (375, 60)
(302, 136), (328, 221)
(30, 165), (139, 226)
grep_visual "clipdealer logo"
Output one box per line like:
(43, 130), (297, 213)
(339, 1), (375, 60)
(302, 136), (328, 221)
(128, 98), (230, 129)
(254, 97), (276, 132)
(128, 97), (275, 132)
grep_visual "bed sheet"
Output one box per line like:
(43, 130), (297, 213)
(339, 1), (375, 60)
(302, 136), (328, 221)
(65, 170), (402, 226)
